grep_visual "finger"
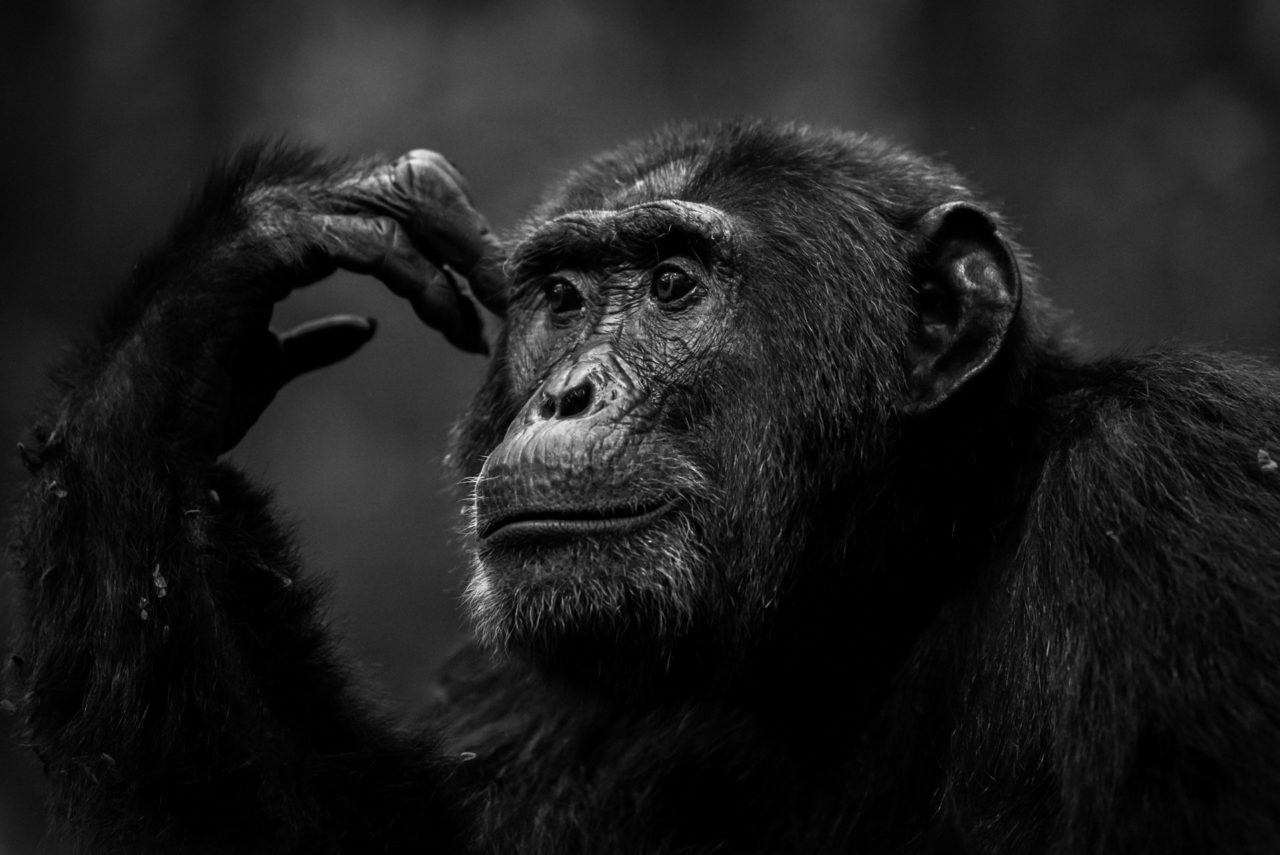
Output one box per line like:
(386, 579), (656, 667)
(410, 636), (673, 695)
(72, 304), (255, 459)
(318, 214), (488, 354)
(466, 237), (509, 317)
(404, 148), (473, 201)
(392, 152), (508, 315)
(279, 315), (378, 382)
(334, 151), (498, 275)
(218, 329), (287, 454)
(218, 318), (377, 455)
(399, 151), (494, 272)
(319, 214), (432, 298)
(409, 268), (489, 355)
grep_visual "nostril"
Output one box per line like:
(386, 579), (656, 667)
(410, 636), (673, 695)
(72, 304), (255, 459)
(556, 383), (593, 419)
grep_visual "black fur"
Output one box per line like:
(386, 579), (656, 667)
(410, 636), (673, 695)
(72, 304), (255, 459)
(8, 146), (469, 854)
(9, 121), (1280, 854)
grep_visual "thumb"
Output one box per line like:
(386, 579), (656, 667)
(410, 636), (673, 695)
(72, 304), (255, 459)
(215, 317), (377, 455)
(279, 315), (378, 383)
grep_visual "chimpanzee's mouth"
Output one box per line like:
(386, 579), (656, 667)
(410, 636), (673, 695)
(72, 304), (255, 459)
(478, 499), (679, 544)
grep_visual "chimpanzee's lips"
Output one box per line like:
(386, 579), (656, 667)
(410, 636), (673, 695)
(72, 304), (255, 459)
(478, 499), (679, 544)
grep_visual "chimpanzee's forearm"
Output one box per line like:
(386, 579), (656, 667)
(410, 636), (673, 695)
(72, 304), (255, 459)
(8, 145), (479, 853)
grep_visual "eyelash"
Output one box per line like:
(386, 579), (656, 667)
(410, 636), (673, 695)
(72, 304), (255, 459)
(522, 260), (703, 322)
(541, 278), (584, 318)
(649, 264), (699, 304)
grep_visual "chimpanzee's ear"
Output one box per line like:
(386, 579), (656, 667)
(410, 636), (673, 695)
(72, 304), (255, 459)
(902, 201), (1023, 414)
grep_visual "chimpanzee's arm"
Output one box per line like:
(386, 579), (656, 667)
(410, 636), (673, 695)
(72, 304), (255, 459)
(7, 144), (504, 853)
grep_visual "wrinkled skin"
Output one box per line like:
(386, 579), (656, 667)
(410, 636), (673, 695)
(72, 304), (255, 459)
(9, 121), (1280, 855)
(464, 199), (746, 665)
(455, 139), (1024, 683)
(5, 144), (513, 853)
(180, 146), (507, 454)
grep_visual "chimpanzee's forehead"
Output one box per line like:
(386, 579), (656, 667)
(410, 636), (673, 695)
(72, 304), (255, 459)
(530, 152), (703, 221)
(509, 199), (738, 279)
(605, 156), (699, 208)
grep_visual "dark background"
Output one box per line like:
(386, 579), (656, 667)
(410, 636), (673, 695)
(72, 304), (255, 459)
(2, 0), (1277, 850)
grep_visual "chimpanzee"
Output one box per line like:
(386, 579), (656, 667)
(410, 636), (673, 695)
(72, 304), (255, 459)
(7, 120), (1280, 854)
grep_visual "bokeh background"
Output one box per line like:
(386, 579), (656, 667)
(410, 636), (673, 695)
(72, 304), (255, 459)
(2, 0), (1278, 849)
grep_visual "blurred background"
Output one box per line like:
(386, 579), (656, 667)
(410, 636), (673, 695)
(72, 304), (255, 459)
(2, 0), (1278, 849)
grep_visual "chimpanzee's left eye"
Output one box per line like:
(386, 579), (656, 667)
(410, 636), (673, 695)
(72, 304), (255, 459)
(650, 266), (698, 304)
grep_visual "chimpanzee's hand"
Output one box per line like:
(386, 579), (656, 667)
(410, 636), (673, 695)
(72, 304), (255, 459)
(14, 145), (508, 853)
(314, 148), (507, 342)
(170, 146), (508, 455)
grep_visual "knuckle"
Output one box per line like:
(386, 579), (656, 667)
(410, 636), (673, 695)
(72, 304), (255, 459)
(369, 216), (400, 241)
(405, 148), (445, 166)
(368, 217), (406, 267)
(403, 150), (468, 195)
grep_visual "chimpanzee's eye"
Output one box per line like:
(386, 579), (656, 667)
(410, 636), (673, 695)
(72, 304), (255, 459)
(650, 266), (698, 304)
(542, 279), (584, 316)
